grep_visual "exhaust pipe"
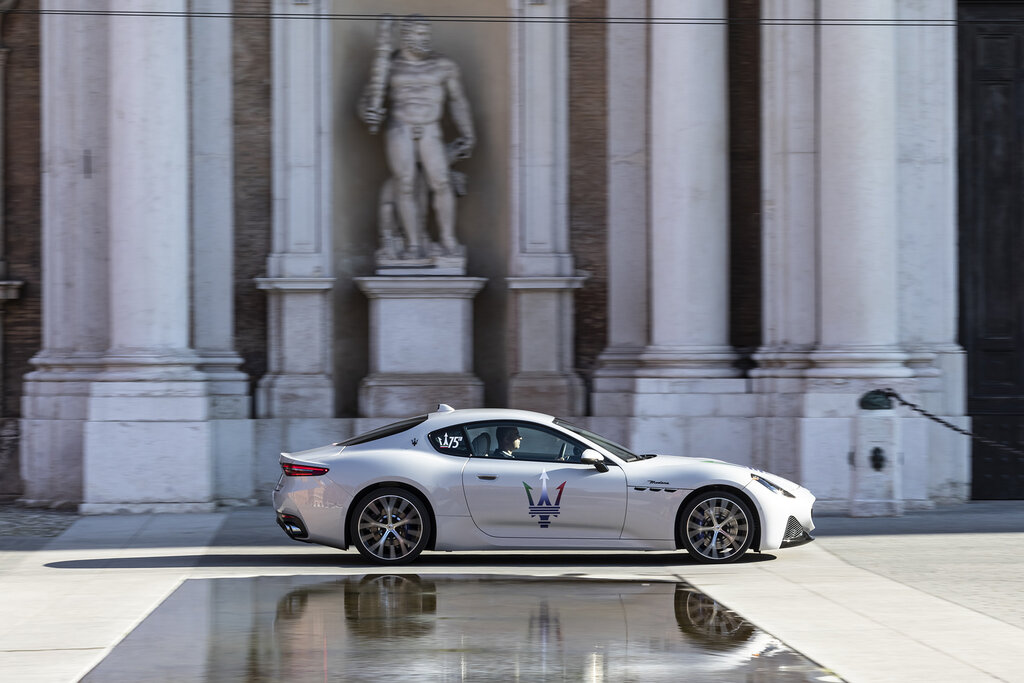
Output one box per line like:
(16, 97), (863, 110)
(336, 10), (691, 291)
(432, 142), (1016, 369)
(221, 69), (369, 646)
(276, 513), (309, 540)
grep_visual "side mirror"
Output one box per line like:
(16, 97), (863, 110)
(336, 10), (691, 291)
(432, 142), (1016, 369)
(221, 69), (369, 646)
(580, 449), (609, 473)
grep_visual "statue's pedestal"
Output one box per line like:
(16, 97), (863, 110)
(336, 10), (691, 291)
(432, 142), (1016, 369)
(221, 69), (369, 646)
(355, 276), (486, 417)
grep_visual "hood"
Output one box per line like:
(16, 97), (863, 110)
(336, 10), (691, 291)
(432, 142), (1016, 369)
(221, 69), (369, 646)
(623, 454), (756, 489)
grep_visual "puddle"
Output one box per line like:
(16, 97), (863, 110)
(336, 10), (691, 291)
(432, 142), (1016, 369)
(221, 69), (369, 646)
(84, 575), (839, 682)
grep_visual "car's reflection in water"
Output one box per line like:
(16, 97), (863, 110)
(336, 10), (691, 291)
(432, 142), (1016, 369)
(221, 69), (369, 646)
(274, 575), (828, 682)
(85, 575), (836, 682)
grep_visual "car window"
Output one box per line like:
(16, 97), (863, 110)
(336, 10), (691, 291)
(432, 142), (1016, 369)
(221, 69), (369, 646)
(463, 422), (588, 463)
(336, 415), (429, 447)
(427, 426), (471, 457)
(554, 418), (640, 462)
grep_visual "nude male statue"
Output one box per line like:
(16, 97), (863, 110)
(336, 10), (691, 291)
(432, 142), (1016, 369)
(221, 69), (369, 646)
(359, 15), (476, 260)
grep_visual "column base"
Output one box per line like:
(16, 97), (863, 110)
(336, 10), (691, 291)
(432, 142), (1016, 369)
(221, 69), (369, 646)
(805, 346), (913, 378)
(83, 377), (216, 508)
(359, 373), (484, 417)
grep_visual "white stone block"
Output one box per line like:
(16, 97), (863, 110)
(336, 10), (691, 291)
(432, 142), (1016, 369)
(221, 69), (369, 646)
(83, 420), (214, 507)
(798, 417), (852, 501)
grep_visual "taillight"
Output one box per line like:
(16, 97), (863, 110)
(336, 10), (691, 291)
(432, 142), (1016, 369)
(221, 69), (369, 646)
(281, 462), (329, 477)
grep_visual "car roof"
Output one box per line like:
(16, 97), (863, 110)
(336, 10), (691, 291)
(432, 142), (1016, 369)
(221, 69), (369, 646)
(424, 406), (558, 427)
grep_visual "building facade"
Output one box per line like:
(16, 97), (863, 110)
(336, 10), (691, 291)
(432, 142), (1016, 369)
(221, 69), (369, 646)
(1, 0), (1019, 512)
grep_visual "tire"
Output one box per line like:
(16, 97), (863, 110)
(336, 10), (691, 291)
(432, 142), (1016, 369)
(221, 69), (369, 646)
(679, 490), (754, 564)
(349, 487), (432, 565)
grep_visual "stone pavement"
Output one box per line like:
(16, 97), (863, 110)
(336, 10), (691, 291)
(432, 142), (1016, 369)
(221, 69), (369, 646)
(1, 501), (1022, 682)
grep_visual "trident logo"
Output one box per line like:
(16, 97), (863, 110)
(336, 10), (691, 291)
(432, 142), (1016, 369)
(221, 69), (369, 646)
(523, 469), (566, 529)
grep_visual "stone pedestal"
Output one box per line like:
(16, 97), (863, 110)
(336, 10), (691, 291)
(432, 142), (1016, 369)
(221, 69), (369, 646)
(850, 407), (904, 517)
(507, 276), (586, 416)
(356, 276), (486, 417)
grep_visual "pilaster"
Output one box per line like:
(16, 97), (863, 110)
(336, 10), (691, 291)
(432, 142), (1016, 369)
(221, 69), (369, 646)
(259, 0), (336, 417)
(506, 0), (585, 413)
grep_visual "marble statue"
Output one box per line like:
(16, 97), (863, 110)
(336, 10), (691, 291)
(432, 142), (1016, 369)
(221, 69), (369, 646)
(359, 14), (476, 268)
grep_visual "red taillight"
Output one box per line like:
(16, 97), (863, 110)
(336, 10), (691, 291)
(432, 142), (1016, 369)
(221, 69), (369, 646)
(281, 462), (330, 477)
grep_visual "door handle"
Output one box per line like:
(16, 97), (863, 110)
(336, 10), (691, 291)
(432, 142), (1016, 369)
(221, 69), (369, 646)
(477, 474), (497, 480)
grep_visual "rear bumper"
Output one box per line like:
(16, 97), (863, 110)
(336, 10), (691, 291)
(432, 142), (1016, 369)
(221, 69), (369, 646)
(276, 512), (310, 541)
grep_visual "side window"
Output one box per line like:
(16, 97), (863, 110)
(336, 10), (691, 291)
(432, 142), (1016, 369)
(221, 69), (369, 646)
(464, 422), (587, 463)
(427, 426), (471, 457)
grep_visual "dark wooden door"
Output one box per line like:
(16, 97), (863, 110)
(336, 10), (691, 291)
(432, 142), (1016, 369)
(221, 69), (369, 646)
(959, 1), (1024, 498)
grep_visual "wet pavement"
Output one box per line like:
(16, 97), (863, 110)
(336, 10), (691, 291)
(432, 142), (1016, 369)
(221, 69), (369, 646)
(82, 575), (833, 682)
(2, 501), (1023, 682)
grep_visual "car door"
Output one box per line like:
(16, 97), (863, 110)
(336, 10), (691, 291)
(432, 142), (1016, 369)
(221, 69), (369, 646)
(461, 421), (628, 539)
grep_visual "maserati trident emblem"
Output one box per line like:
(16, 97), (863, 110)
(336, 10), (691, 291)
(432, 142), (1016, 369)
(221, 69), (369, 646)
(523, 469), (566, 529)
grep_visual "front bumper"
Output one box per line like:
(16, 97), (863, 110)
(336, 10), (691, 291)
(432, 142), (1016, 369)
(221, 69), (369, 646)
(779, 514), (815, 548)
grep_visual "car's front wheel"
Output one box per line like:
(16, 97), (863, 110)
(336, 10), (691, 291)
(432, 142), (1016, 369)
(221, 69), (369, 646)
(349, 487), (432, 565)
(680, 491), (754, 564)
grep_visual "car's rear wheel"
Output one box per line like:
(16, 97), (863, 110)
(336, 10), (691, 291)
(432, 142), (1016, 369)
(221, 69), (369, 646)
(350, 487), (432, 565)
(680, 491), (754, 564)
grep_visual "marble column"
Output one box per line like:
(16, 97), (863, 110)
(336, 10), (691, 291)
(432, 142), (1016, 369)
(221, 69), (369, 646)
(191, 0), (249, 419)
(808, 0), (910, 379)
(258, 0), (335, 418)
(191, 0), (254, 502)
(21, 6), (111, 505)
(894, 0), (967, 502)
(753, 0), (817, 382)
(590, 0), (649, 410)
(593, 0), (737, 424)
(81, 1), (214, 513)
(507, 0), (585, 415)
(646, 0), (735, 375)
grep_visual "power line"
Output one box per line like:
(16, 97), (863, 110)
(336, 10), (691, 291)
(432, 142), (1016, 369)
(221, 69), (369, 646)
(6, 9), (1005, 28)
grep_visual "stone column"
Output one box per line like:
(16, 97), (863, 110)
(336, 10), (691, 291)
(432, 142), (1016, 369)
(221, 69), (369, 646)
(81, 1), (214, 513)
(751, 0), (818, 480)
(647, 0), (735, 374)
(258, 0), (335, 418)
(590, 0), (649, 415)
(753, 0), (817, 382)
(191, 0), (254, 502)
(21, 6), (111, 506)
(594, 0), (738, 428)
(809, 0), (910, 379)
(895, 0), (967, 503)
(506, 0), (585, 415)
(191, 0), (249, 419)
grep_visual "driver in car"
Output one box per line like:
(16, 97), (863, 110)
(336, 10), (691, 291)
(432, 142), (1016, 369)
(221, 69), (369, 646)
(492, 426), (522, 458)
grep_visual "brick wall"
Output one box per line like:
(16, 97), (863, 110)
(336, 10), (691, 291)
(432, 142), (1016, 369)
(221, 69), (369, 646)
(232, 5), (272, 411)
(1, 2), (41, 497)
(729, 0), (762, 360)
(569, 0), (608, 398)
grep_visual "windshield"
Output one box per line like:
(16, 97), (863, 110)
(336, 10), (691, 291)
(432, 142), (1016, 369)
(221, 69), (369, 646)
(554, 419), (642, 462)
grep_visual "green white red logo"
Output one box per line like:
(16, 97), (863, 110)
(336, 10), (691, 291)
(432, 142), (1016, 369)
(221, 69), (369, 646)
(523, 469), (566, 529)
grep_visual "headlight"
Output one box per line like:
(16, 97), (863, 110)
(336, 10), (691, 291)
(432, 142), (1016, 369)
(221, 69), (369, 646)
(751, 473), (795, 498)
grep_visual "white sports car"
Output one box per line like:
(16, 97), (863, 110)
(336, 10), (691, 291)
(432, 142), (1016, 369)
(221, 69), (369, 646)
(273, 405), (815, 565)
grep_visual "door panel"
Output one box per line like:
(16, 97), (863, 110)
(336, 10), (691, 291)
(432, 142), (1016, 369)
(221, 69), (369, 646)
(462, 459), (628, 538)
(960, 1), (1024, 498)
